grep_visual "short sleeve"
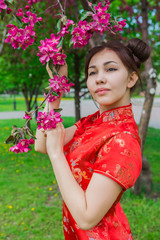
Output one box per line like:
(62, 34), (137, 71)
(93, 133), (142, 190)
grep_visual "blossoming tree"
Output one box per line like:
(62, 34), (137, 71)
(1, 0), (126, 153)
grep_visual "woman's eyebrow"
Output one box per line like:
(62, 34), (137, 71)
(88, 61), (118, 69)
(104, 61), (118, 66)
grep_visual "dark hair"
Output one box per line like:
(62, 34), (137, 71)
(85, 38), (151, 92)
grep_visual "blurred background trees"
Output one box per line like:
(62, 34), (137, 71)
(0, 0), (160, 195)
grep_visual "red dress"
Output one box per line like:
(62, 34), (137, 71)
(63, 104), (142, 240)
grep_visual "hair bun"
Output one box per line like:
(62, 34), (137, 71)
(126, 38), (151, 67)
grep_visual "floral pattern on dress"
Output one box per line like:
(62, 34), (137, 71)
(63, 104), (142, 240)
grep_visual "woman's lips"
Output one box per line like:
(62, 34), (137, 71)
(95, 88), (110, 95)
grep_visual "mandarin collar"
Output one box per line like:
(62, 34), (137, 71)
(93, 104), (133, 124)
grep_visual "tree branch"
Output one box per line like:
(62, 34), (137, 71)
(0, 27), (7, 56)
(79, 0), (93, 11)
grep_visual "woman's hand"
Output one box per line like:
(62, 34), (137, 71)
(45, 123), (66, 157)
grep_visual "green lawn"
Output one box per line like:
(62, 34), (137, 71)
(0, 118), (160, 240)
(0, 95), (74, 112)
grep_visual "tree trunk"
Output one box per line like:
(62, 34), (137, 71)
(22, 83), (31, 112)
(133, 0), (157, 196)
(74, 52), (81, 122)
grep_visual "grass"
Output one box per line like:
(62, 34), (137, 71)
(0, 118), (160, 239)
(0, 95), (74, 112)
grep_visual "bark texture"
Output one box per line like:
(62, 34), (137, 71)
(74, 52), (81, 122)
(133, 0), (157, 196)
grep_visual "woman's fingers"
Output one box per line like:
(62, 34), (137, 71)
(43, 123), (65, 137)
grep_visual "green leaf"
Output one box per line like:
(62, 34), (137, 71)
(57, 38), (63, 48)
(68, 24), (74, 34)
(52, 91), (59, 97)
(1, 9), (6, 20)
(45, 86), (51, 91)
(15, 15), (22, 27)
(4, 135), (15, 144)
(69, 38), (73, 48)
(5, 0), (14, 4)
(25, 111), (31, 115)
(54, 108), (63, 113)
(80, 10), (90, 21)
(57, 19), (61, 32)
(30, 135), (37, 140)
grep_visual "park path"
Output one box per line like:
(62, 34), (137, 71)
(0, 98), (160, 129)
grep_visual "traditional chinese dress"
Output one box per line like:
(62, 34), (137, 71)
(63, 104), (142, 240)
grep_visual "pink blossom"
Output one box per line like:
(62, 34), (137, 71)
(5, 24), (36, 50)
(60, 76), (74, 92)
(78, 20), (90, 31)
(72, 26), (92, 48)
(59, 27), (70, 37)
(52, 53), (67, 65)
(16, 8), (24, 17)
(37, 34), (60, 64)
(48, 34), (61, 46)
(29, 138), (35, 144)
(37, 110), (62, 130)
(25, 5), (30, 10)
(92, 12), (110, 25)
(49, 76), (61, 92)
(44, 92), (61, 103)
(22, 11), (42, 27)
(23, 113), (32, 120)
(49, 75), (74, 94)
(28, 0), (40, 5)
(114, 20), (126, 32)
(7, 8), (12, 14)
(72, 26), (93, 48)
(95, 2), (109, 13)
(0, 0), (7, 13)
(9, 138), (35, 154)
(59, 19), (75, 37)
(45, 75), (74, 102)
(97, 12), (110, 24)
(25, 26), (36, 37)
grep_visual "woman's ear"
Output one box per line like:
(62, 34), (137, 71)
(127, 72), (139, 89)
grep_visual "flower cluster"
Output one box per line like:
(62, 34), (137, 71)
(114, 20), (126, 32)
(5, 24), (37, 50)
(37, 34), (66, 65)
(22, 11), (43, 27)
(9, 138), (35, 154)
(37, 109), (63, 130)
(5, 8), (42, 50)
(23, 113), (32, 120)
(72, 20), (93, 48)
(0, 0), (7, 13)
(4, 0), (127, 154)
(28, 0), (40, 5)
(46, 75), (74, 102)
(58, 19), (75, 37)
(92, 2), (111, 35)
(71, 2), (111, 48)
(50, 75), (74, 102)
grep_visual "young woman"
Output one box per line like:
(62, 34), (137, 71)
(35, 38), (150, 239)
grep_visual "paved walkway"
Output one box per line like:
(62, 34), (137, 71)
(0, 98), (160, 129)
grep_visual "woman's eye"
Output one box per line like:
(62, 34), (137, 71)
(89, 72), (96, 76)
(107, 68), (117, 72)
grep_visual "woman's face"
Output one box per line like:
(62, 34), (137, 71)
(87, 48), (136, 113)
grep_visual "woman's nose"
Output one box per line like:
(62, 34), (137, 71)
(96, 73), (107, 84)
